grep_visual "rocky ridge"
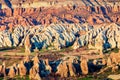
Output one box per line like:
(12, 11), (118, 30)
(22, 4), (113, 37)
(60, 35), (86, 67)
(0, 0), (120, 31)
(0, 23), (120, 54)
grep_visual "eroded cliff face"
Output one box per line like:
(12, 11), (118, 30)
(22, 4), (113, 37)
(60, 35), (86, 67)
(0, 23), (120, 54)
(0, 0), (120, 52)
(0, 0), (120, 31)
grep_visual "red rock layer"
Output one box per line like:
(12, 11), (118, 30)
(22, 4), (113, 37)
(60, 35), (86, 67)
(0, 5), (120, 31)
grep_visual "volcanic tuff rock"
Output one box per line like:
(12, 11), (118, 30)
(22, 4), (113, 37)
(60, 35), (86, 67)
(108, 74), (120, 80)
(0, 23), (120, 53)
(18, 61), (27, 77)
(8, 66), (16, 78)
(0, 50), (120, 79)
(80, 57), (88, 75)
(0, 54), (83, 78)
(29, 63), (41, 80)
(0, 0), (120, 31)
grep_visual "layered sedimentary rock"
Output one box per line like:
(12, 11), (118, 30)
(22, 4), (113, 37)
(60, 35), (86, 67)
(0, 0), (120, 31)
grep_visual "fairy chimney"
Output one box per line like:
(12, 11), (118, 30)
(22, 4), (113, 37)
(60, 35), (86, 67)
(24, 34), (33, 55)
(80, 57), (88, 75)
(18, 61), (27, 77)
(56, 61), (68, 77)
(107, 57), (112, 67)
(67, 62), (76, 77)
(8, 66), (16, 78)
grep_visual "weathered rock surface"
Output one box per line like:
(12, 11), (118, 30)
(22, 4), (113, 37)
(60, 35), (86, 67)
(0, 52), (120, 79)
(108, 74), (120, 80)
(0, 0), (120, 31)
(0, 23), (120, 54)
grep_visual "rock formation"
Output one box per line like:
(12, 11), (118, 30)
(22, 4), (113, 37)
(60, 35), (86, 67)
(112, 64), (118, 72)
(18, 61), (27, 77)
(44, 59), (52, 73)
(108, 74), (120, 80)
(32, 54), (40, 64)
(13, 63), (19, 76)
(80, 57), (88, 75)
(107, 57), (112, 67)
(29, 63), (40, 79)
(56, 61), (68, 77)
(0, 23), (120, 53)
(0, 53), (119, 79)
(67, 61), (76, 77)
(24, 34), (32, 55)
(1, 0), (120, 79)
(102, 58), (107, 65)
(8, 66), (16, 78)
(34, 73), (42, 80)
(0, 0), (120, 31)
(0, 62), (6, 77)
(72, 38), (80, 49)
(24, 55), (30, 63)
(110, 51), (120, 65)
